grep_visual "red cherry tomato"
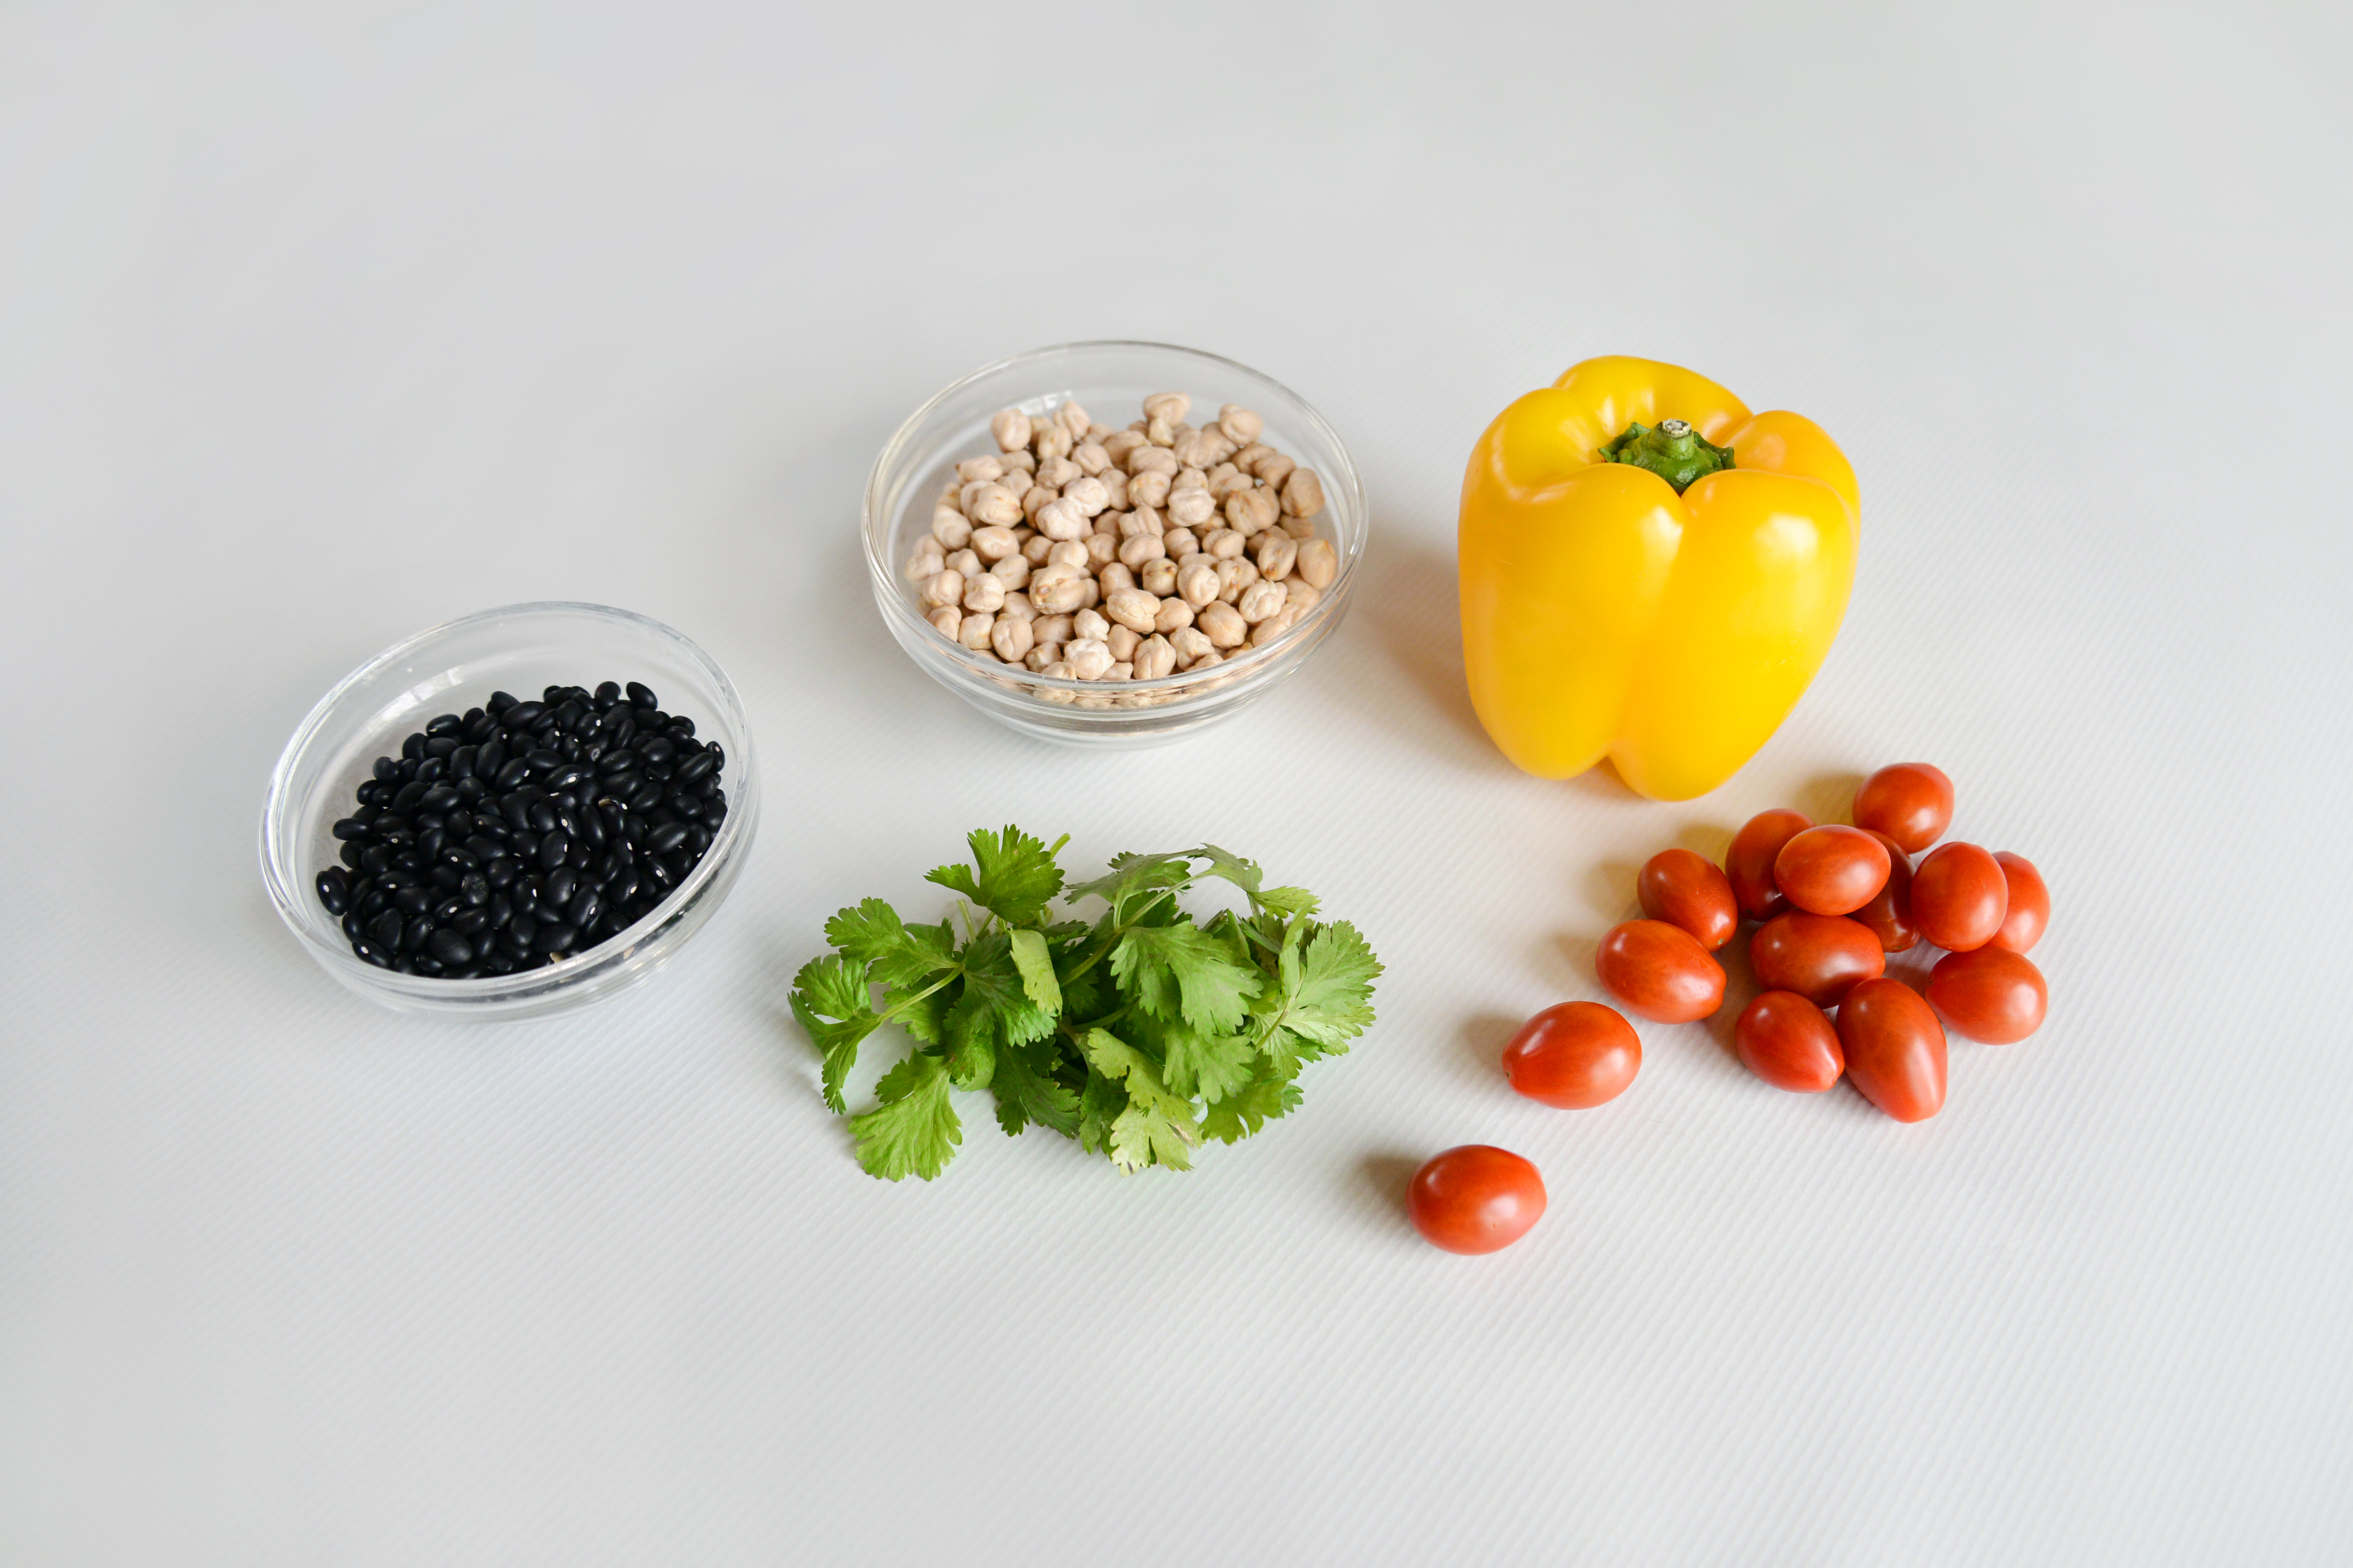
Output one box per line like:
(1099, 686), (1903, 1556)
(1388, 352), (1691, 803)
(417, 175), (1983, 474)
(1836, 978), (1948, 1122)
(1734, 991), (1844, 1093)
(1927, 947), (2048, 1043)
(1911, 842), (2009, 952)
(1407, 1145), (1547, 1254)
(1989, 852), (2049, 954)
(1637, 848), (1738, 951)
(1853, 762), (1954, 854)
(1503, 1001), (1641, 1108)
(1596, 919), (1726, 1023)
(1726, 809), (1812, 922)
(1850, 830), (1919, 953)
(1772, 825), (1892, 916)
(1749, 911), (1887, 1008)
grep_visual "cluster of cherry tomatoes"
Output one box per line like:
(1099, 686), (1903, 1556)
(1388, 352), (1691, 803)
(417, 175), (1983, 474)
(1406, 763), (2052, 1255)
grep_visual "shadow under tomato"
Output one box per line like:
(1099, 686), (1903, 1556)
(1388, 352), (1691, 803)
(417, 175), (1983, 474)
(1458, 1011), (1524, 1088)
(1582, 860), (1640, 926)
(1357, 1152), (1425, 1233)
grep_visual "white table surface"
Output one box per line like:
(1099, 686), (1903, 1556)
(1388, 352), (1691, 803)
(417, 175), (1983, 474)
(5, 3), (2348, 1562)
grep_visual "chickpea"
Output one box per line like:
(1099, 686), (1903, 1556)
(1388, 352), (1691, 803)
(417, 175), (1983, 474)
(1254, 534), (1298, 581)
(998, 590), (1036, 623)
(1133, 634), (1177, 679)
(1066, 638), (1113, 680)
(1036, 498), (1089, 542)
(1176, 559), (1219, 608)
(971, 524), (1018, 562)
(956, 454), (1006, 485)
(990, 553), (1030, 588)
(1030, 565), (1088, 614)
(1033, 421), (1073, 461)
(1140, 557), (1178, 597)
(1022, 533), (1055, 566)
(1117, 506), (1163, 538)
(1237, 579), (1286, 623)
(957, 611), (995, 651)
(946, 548), (981, 578)
(932, 506), (973, 549)
(1296, 538), (1338, 589)
(1118, 532), (1167, 570)
(1142, 392), (1191, 424)
(1100, 470), (1129, 510)
(963, 572), (1007, 613)
(1128, 469), (1172, 509)
(1063, 475), (1109, 517)
(1106, 624), (1140, 661)
(991, 614), (1035, 663)
(1163, 526), (1199, 558)
(965, 483), (1022, 526)
(1214, 557), (1259, 604)
(1055, 401), (1093, 439)
(906, 543), (945, 582)
(1282, 467), (1326, 518)
(1203, 527), (1246, 560)
(1072, 608), (1111, 644)
(927, 605), (962, 636)
(1034, 613), (1074, 645)
(1198, 602), (1247, 648)
(1254, 451), (1296, 491)
(1168, 625), (1214, 665)
(1153, 597), (1195, 636)
(1084, 531), (1118, 567)
(1038, 454), (1080, 490)
(920, 569), (965, 609)
(1167, 488), (1217, 528)
(1098, 561), (1136, 595)
(991, 408), (1033, 452)
(1125, 445), (1178, 477)
(1250, 607), (1300, 647)
(1105, 587), (1160, 634)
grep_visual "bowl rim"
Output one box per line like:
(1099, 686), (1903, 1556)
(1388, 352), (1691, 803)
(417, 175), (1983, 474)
(258, 598), (758, 1007)
(861, 339), (1367, 698)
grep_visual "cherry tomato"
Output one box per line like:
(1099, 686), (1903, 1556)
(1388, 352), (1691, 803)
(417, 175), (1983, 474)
(1836, 978), (1947, 1122)
(1911, 842), (2009, 952)
(1927, 947), (2047, 1043)
(1850, 830), (1919, 953)
(1749, 911), (1887, 1007)
(1636, 848), (1738, 951)
(1989, 852), (2049, 954)
(1772, 825), (1891, 916)
(1726, 809), (1812, 922)
(1734, 991), (1844, 1093)
(1407, 1145), (1547, 1254)
(1853, 762), (1954, 854)
(1503, 1001), (1641, 1108)
(1596, 919), (1726, 1023)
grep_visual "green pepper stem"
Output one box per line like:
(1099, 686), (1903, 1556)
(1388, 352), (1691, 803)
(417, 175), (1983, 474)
(1598, 417), (1734, 492)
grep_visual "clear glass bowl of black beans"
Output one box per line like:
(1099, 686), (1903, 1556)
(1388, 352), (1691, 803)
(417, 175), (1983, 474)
(261, 602), (759, 1020)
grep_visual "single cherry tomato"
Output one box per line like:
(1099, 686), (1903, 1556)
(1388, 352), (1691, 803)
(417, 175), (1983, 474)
(1927, 947), (2048, 1043)
(1911, 842), (2009, 952)
(1734, 991), (1844, 1093)
(1749, 911), (1887, 1007)
(1407, 1145), (1547, 1254)
(1596, 919), (1726, 1023)
(1637, 848), (1738, 951)
(1853, 762), (1954, 854)
(1503, 1001), (1641, 1108)
(1989, 852), (2049, 954)
(1726, 809), (1812, 922)
(1836, 978), (1947, 1122)
(1773, 825), (1892, 916)
(1850, 830), (1919, 953)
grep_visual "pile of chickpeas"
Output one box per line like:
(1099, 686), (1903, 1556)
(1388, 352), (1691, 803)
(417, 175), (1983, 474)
(902, 392), (1336, 686)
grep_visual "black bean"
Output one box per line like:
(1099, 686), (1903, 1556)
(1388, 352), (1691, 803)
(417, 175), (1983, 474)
(475, 737), (507, 777)
(522, 748), (560, 776)
(637, 736), (677, 768)
(536, 831), (570, 869)
(352, 939), (393, 968)
(416, 829), (446, 863)
(645, 820), (690, 854)
(511, 830), (539, 861)
(423, 736), (458, 761)
(330, 816), (367, 842)
(485, 857), (517, 890)
(502, 700), (547, 728)
(627, 781), (664, 813)
(410, 956), (440, 976)
(314, 867), (350, 913)
(687, 824), (712, 854)
(393, 885), (432, 915)
(701, 796), (727, 825)
(455, 874), (485, 909)
(391, 781), (428, 813)
(424, 713), (462, 738)
(501, 921), (537, 958)
(675, 750), (717, 785)
(560, 883), (598, 929)
(594, 681), (622, 705)
(572, 804), (606, 849)
(429, 863), (462, 891)
(422, 927), (468, 965)
(554, 699), (588, 731)
(460, 834), (502, 863)
(351, 841), (380, 873)
(342, 910), (367, 940)
(523, 801), (555, 834)
(538, 921), (580, 954)
(646, 855), (675, 889)
(486, 951), (517, 975)
(365, 909), (402, 948)
(609, 870), (641, 907)
(417, 785), (461, 815)
(488, 690), (518, 714)
(404, 914), (437, 953)
(450, 744), (478, 781)
(451, 907), (490, 936)
(626, 681), (657, 708)
(400, 732), (426, 760)
(667, 716), (696, 739)
(487, 892), (512, 928)
(603, 769), (644, 798)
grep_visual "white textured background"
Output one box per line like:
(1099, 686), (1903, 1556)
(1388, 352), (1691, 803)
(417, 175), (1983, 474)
(4, 2), (2348, 1563)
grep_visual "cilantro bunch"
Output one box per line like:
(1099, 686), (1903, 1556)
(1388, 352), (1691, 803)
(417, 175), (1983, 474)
(790, 827), (1380, 1180)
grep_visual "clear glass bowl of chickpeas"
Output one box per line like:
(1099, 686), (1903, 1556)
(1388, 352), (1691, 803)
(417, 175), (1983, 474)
(863, 341), (1366, 746)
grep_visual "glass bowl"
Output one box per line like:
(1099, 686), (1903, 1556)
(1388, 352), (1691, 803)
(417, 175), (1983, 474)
(863, 341), (1367, 747)
(259, 601), (760, 1021)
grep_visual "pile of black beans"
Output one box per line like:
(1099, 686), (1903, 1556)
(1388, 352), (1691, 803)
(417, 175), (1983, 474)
(313, 680), (728, 978)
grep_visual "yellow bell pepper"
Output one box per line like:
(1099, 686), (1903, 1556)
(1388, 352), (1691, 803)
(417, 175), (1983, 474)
(1457, 356), (1860, 801)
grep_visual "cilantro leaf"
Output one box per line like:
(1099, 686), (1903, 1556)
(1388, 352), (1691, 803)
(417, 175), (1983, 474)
(950, 931), (1056, 1048)
(789, 954), (885, 1114)
(1111, 922), (1263, 1036)
(1281, 920), (1383, 1049)
(989, 1037), (1081, 1139)
(1007, 928), (1063, 1015)
(849, 1052), (962, 1180)
(1108, 1102), (1196, 1172)
(1065, 849), (1194, 919)
(925, 826), (1067, 926)
(1134, 1011), (1258, 1106)
(1194, 846), (1319, 918)
(1200, 1074), (1303, 1144)
(1077, 1069), (1126, 1157)
(822, 900), (955, 990)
